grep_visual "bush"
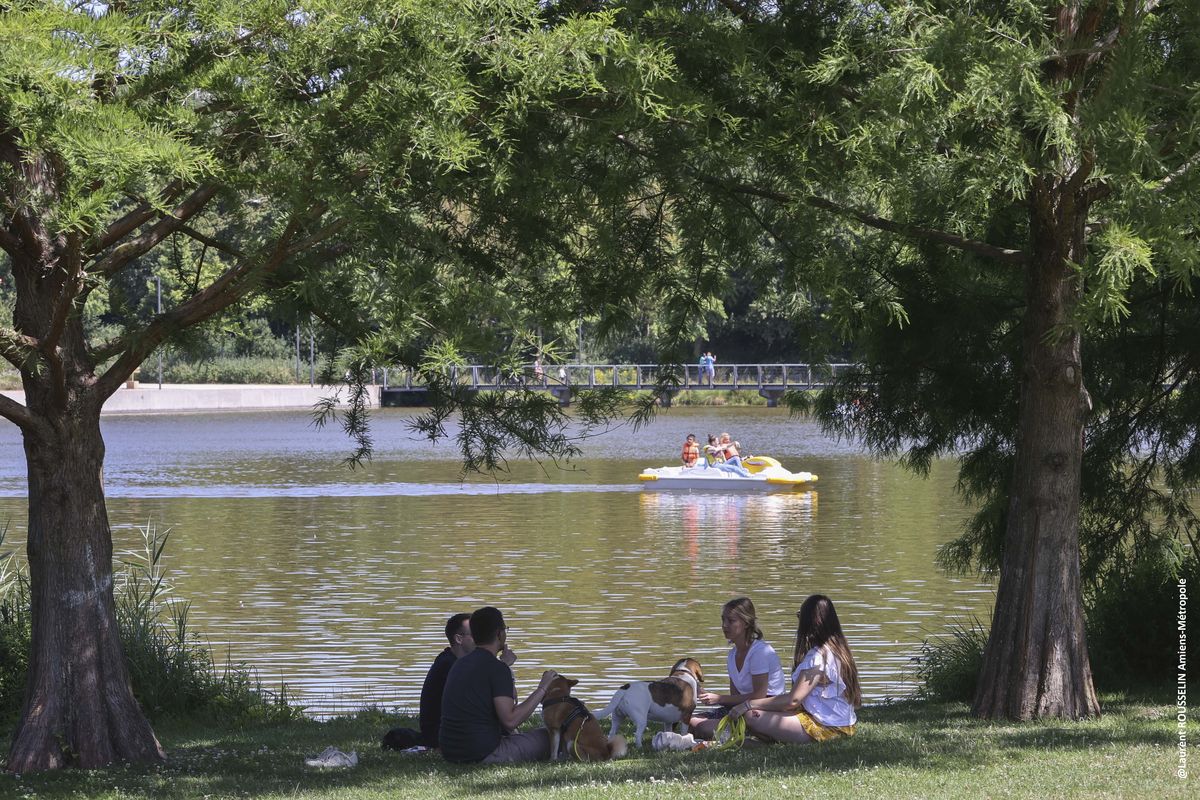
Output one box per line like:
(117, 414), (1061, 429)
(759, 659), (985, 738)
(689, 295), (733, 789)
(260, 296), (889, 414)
(0, 522), (302, 725)
(912, 616), (989, 702)
(1085, 544), (1199, 691)
(160, 356), (297, 384)
(914, 543), (1200, 702)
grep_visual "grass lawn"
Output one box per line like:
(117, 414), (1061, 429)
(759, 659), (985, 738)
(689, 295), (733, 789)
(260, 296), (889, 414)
(1, 692), (1193, 799)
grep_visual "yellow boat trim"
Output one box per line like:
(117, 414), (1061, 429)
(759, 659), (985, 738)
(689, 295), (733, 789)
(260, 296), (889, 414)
(638, 474), (657, 481)
(766, 475), (819, 485)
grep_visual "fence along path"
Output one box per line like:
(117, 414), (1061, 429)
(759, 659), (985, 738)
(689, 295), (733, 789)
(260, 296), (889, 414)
(379, 363), (855, 407)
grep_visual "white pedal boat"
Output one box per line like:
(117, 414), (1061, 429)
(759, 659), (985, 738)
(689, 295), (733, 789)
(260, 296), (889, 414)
(638, 455), (818, 491)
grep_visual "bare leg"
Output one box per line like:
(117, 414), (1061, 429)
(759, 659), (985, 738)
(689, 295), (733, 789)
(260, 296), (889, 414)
(742, 710), (814, 744)
(688, 716), (720, 740)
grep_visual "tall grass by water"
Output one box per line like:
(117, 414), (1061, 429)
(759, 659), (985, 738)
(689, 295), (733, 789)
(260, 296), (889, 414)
(0, 522), (300, 726)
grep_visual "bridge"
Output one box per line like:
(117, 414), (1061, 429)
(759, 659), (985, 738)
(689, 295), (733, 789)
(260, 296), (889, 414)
(378, 363), (854, 408)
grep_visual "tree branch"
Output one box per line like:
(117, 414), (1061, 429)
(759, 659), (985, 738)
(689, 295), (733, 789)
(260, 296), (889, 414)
(0, 392), (35, 432)
(89, 182), (185, 256)
(0, 226), (22, 257)
(716, 0), (755, 22)
(719, 181), (1029, 265)
(1156, 152), (1200, 193)
(175, 223), (246, 260)
(0, 328), (39, 371)
(282, 218), (349, 259)
(40, 234), (85, 410)
(611, 133), (1028, 266)
(88, 184), (220, 277)
(94, 214), (307, 399)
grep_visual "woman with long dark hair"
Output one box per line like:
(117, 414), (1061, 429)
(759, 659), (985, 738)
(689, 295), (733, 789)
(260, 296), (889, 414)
(730, 594), (861, 743)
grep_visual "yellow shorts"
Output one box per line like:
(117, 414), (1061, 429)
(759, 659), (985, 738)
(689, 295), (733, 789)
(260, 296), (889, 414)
(795, 710), (855, 742)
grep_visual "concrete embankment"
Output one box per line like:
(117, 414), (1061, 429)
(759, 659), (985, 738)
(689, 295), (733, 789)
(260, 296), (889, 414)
(0, 384), (381, 414)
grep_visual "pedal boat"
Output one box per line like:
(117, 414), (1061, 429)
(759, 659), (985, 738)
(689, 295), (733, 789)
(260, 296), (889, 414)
(638, 455), (817, 491)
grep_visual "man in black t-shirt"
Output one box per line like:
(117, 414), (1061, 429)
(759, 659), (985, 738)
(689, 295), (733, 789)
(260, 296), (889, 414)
(387, 612), (510, 751)
(439, 606), (558, 764)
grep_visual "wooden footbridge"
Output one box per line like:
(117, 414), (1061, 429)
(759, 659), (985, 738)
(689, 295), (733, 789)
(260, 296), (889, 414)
(379, 363), (854, 407)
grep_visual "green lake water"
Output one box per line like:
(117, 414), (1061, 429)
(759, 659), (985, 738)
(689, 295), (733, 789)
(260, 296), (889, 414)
(0, 406), (994, 715)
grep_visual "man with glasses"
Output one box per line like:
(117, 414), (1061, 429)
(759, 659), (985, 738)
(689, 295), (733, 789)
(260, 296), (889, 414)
(440, 606), (559, 763)
(385, 612), (514, 750)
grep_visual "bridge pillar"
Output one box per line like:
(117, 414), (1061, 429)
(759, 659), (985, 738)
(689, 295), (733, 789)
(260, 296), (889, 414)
(759, 388), (786, 408)
(549, 386), (572, 407)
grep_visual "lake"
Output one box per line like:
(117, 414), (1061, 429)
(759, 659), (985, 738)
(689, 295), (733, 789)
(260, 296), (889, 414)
(0, 406), (994, 715)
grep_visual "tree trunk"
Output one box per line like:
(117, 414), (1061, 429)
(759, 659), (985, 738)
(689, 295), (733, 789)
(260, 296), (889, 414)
(972, 186), (1101, 720)
(5, 400), (165, 772)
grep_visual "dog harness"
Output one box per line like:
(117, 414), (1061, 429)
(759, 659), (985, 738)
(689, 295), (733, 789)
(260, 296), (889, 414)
(543, 696), (593, 760)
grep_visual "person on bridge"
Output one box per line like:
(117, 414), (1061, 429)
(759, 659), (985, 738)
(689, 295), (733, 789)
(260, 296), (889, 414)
(698, 351), (717, 386)
(681, 433), (701, 467)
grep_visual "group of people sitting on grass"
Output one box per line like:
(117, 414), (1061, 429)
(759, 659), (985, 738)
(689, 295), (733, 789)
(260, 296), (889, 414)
(681, 431), (750, 476)
(384, 595), (860, 764)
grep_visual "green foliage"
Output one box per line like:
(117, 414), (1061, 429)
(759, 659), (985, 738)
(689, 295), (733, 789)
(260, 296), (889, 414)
(912, 617), (989, 703)
(0, 524), (31, 723)
(0, 522), (299, 725)
(672, 389), (767, 407)
(1085, 547), (1199, 691)
(916, 545), (1200, 698)
(159, 356), (296, 385)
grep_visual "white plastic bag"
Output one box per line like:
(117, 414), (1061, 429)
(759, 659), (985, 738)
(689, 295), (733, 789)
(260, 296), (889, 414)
(651, 731), (697, 752)
(305, 746), (359, 768)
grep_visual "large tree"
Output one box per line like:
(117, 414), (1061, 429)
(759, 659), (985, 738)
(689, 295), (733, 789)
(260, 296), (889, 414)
(0, 0), (690, 771)
(611, 0), (1199, 719)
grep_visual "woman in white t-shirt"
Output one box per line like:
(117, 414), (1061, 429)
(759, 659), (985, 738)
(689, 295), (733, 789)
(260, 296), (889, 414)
(688, 597), (786, 739)
(730, 594), (861, 743)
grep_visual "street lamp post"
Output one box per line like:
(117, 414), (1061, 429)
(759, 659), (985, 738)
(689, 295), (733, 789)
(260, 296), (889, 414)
(156, 276), (162, 389)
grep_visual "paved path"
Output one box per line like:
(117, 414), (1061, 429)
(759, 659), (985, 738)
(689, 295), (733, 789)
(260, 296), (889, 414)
(0, 384), (379, 415)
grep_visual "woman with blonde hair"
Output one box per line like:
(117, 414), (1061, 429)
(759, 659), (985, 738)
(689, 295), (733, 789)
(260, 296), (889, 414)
(730, 594), (861, 743)
(688, 597), (785, 739)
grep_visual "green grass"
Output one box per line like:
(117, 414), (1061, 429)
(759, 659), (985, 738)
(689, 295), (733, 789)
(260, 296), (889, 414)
(1, 693), (1192, 799)
(673, 389), (768, 406)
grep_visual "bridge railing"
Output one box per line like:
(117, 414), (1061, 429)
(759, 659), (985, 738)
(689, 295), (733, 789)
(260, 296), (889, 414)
(376, 363), (856, 390)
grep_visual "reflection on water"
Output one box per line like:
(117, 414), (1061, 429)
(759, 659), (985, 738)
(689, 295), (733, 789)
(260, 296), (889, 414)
(0, 407), (993, 715)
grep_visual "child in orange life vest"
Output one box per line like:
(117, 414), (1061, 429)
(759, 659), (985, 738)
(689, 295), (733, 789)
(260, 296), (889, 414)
(681, 433), (701, 467)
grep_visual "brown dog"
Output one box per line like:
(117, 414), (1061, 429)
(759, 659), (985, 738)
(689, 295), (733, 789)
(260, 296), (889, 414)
(540, 676), (628, 761)
(594, 657), (705, 747)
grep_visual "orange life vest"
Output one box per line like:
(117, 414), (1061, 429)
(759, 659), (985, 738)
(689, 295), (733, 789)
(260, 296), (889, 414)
(682, 441), (700, 466)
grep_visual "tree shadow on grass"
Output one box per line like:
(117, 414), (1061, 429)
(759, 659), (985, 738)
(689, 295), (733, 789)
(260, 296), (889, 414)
(0, 701), (1177, 799)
